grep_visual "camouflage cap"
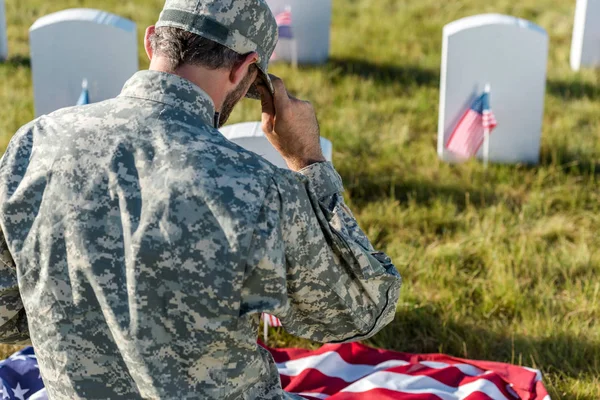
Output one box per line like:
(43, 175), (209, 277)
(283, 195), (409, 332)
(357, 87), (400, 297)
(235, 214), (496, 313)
(156, 0), (278, 100)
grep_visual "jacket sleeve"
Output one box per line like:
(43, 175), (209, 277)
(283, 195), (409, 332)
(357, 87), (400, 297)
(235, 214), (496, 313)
(0, 231), (29, 345)
(240, 162), (401, 343)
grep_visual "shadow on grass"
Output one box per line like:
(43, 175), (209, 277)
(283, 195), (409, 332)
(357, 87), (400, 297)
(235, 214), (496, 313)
(547, 78), (600, 101)
(344, 174), (502, 211)
(368, 306), (600, 399)
(324, 57), (440, 88)
(1, 55), (31, 68)
(537, 146), (600, 177)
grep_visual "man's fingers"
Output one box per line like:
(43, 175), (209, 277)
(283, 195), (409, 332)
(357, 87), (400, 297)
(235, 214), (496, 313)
(257, 83), (275, 134)
(268, 75), (291, 116)
(257, 83), (275, 117)
(261, 114), (273, 134)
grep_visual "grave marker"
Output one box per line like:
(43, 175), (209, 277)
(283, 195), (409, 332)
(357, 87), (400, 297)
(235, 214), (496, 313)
(570, 0), (600, 71)
(220, 122), (333, 169)
(29, 9), (138, 117)
(0, 0), (7, 61)
(438, 14), (548, 164)
(266, 0), (331, 64)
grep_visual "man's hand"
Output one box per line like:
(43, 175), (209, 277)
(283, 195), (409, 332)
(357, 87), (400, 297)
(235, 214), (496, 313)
(257, 75), (326, 171)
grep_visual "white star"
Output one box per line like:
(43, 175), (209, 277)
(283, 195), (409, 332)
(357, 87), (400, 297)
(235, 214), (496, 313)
(0, 383), (9, 400)
(11, 383), (29, 400)
(9, 355), (28, 362)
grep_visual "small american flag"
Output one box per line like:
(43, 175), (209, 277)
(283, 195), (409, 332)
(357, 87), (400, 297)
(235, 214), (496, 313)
(263, 313), (282, 328)
(76, 79), (90, 106)
(446, 89), (497, 159)
(275, 8), (293, 39)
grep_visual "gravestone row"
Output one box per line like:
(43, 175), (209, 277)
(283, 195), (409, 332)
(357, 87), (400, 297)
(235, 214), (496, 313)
(11, 2), (600, 167)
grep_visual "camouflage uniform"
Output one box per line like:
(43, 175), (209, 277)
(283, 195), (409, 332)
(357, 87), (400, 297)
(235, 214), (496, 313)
(0, 70), (401, 398)
(0, 1), (402, 399)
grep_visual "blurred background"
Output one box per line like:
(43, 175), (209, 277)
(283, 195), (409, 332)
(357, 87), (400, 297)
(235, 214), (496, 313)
(1, 1), (599, 398)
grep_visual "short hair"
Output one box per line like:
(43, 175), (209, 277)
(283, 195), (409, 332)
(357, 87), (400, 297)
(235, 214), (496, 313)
(149, 26), (247, 71)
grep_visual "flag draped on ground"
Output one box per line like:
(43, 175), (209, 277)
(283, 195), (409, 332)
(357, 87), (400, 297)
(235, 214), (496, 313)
(446, 90), (497, 159)
(269, 342), (551, 400)
(0, 344), (550, 400)
(0, 347), (47, 400)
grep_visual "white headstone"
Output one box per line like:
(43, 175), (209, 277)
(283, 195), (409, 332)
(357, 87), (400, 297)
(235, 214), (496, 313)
(30, 9), (138, 117)
(438, 14), (548, 164)
(570, 0), (600, 71)
(0, 0), (8, 61)
(266, 0), (331, 64)
(220, 122), (333, 169)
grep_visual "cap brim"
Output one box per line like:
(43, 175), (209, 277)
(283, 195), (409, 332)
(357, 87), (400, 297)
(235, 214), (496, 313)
(245, 67), (274, 100)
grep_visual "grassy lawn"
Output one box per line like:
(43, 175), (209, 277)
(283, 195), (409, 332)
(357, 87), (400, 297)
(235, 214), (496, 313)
(2, 0), (600, 398)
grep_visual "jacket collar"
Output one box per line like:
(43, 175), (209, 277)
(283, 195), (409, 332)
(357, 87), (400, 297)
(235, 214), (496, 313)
(119, 70), (217, 127)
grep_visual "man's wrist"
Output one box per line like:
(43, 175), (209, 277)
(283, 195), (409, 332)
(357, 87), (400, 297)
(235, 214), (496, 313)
(285, 152), (327, 171)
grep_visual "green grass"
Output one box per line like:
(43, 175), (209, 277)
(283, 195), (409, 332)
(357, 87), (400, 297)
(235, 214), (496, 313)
(2, 0), (600, 398)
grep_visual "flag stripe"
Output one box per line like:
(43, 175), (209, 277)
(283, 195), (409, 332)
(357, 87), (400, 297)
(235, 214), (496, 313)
(338, 371), (510, 399)
(445, 92), (497, 159)
(271, 343), (550, 400)
(280, 366), (517, 398)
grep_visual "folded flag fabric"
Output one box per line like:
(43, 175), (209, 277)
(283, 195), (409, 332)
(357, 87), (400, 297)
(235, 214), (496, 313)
(446, 90), (497, 159)
(1, 344), (550, 400)
(76, 79), (90, 106)
(268, 342), (551, 400)
(0, 347), (47, 400)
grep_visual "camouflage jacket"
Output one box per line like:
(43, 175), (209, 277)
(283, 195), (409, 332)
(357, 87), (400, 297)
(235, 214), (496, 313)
(0, 71), (402, 399)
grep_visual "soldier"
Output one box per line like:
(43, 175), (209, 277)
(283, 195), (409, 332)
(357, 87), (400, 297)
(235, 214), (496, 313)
(0, 0), (402, 399)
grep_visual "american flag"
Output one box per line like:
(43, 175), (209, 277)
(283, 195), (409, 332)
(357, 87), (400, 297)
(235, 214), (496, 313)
(269, 342), (551, 400)
(1, 344), (551, 399)
(263, 313), (282, 327)
(76, 79), (90, 106)
(0, 347), (47, 400)
(275, 8), (293, 40)
(446, 90), (497, 159)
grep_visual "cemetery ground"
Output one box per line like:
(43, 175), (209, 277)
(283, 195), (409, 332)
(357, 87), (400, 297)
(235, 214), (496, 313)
(1, 0), (599, 398)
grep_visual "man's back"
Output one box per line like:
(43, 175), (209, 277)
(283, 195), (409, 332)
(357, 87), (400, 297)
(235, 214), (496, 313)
(0, 71), (401, 399)
(0, 71), (291, 398)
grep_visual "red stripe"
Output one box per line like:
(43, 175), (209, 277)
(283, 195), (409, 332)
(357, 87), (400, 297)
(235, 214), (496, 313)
(323, 388), (497, 400)
(447, 111), (485, 157)
(280, 366), (515, 398)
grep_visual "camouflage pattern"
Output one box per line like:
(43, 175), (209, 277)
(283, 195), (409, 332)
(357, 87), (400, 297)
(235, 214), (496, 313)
(156, 0), (278, 99)
(0, 70), (402, 399)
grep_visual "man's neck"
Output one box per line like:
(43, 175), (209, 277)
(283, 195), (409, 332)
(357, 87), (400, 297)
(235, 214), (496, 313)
(149, 58), (227, 112)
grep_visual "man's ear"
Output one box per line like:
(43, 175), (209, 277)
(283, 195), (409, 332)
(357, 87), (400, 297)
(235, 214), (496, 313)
(230, 52), (259, 85)
(144, 26), (156, 61)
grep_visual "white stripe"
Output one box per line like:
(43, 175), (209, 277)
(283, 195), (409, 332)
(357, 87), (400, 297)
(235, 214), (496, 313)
(277, 351), (409, 382)
(291, 392), (330, 399)
(523, 367), (543, 382)
(420, 361), (484, 376)
(278, 351), (490, 383)
(340, 371), (509, 400)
